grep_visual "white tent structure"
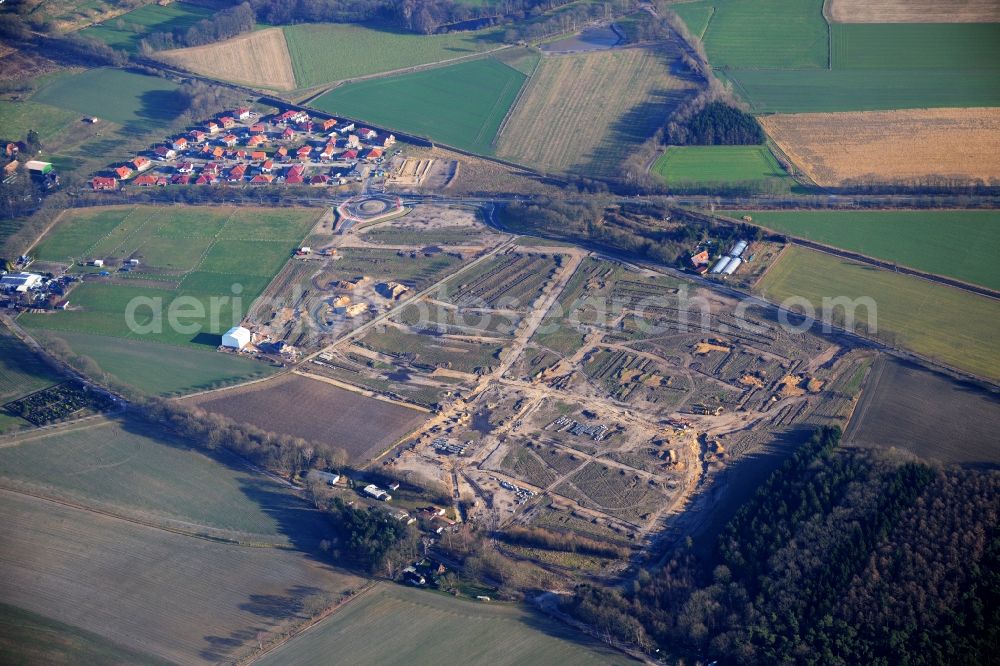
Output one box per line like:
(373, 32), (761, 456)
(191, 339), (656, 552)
(221, 326), (251, 350)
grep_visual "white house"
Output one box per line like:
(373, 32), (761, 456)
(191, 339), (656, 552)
(221, 325), (251, 350)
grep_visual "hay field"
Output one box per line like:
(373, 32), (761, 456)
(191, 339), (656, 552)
(0, 489), (362, 664)
(158, 28), (296, 91)
(651, 145), (789, 184)
(496, 48), (695, 174)
(760, 108), (1000, 186)
(755, 246), (1000, 381)
(185, 373), (429, 463)
(258, 583), (629, 665)
(827, 0), (1000, 23)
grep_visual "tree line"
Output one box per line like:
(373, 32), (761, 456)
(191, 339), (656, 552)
(140, 2), (255, 51)
(560, 426), (1000, 663)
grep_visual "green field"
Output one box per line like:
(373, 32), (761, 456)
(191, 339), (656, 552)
(725, 210), (1000, 291)
(831, 24), (1000, 71)
(0, 99), (78, 142)
(284, 23), (503, 88)
(311, 57), (526, 154)
(78, 2), (214, 52)
(652, 145), (789, 184)
(0, 603), (169, 666)
(31, 68), (184, 130)
(755, 246), (1000, 381)
(258, 583), (629, 665)
(0, 417), (327, 543)
(22, 206), (319, 348)
(33, 329), (278, 396)
(723, 68), (1000, 113)
(0, 329), (61, 405)
(676, 0), (828, 69)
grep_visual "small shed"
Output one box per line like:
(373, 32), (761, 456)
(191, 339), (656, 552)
(222, 326), (251, 350)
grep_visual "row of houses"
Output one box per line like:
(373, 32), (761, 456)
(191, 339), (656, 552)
(91, 106), (396, 192)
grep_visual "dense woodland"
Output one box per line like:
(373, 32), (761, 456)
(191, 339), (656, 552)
(502, 199), (760, 266)
(563, 427), (1000, 663)
(141, 2), (255, 51)
(666, 102), (764, 146)
(313, 496), (420, 575)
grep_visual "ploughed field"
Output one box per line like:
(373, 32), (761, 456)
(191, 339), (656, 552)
(845, 357), (1000, 466)
(0, 490), (361, 664)
(184, 373), (429, 463)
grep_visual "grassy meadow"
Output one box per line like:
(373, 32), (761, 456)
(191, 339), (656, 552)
(21, 206), (319, 349)
(652, 145), (789, 184)
(755, 246), (1000, 380)
(725, 210), (1000, 291)
(78, 2), (214, 52)
(31, 68), (185, 129)
(258, 583), (630, 665)
(284, 23), (503, 88)
(312, 57), (526, 153)
(830, 23), (1000, 70)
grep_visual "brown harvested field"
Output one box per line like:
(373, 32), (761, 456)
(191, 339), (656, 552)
(761, 108), (1000, 187)
(158, 27), (296, 91)
(0, 489), (363, 664)
(844, 357), (1000, 467)
(186, 373), (428, 462)
(495, 47), (696, 175)
(827, 0), (1000, 22)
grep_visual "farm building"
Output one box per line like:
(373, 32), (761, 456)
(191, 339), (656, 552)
(221, 326), (251, 350)
(308, 470), (341, 486)
(723, 257), (743, 275)
(727, 240), (748, 258)
(710, 257), (732, 274)
(363, 484), (391, 501)
(24, 160), (53, 175)
(0, 271), (42, 292)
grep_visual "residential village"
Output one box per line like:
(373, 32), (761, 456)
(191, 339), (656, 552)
(90, 107), (397, 191)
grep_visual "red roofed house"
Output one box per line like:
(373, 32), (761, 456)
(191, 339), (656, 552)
(154, 146), (176, 160)
(375, 133), (396, 147)
(207, 121), (221, 134)
(286, 173), (304, 184)
(363, 147), (383, 160)
(296, 145), (312, 159)
(247, 135), (267, 147)
(276, 146), (288, 158)
(91, 177), (118, 191)
(132, 156), (152, 172)
(250, 174), (274, 185)
(346, 134), (360, 148)
(228, 164), (247, 182)
(321, 119), (337, 131)
(115, 165), (133, 179)
(171, 174), (191, 185)
(195, 173), (213, 185)
(219, 116), (236, 129)
(134, 174), (165, 187)
(249, 123), (266, 134)
(357, 128), (377, 140)
(221, 134), (238, 147)
(282, 127), (296, 140)
(690, 250), (710, 267)
(203, 162), (220, 176)
(176, 161), (194, 174)
(235, 107), (251, 120)
(189, 129), (206, 143)
(251, 151), (266, 160)
(319, 143), (335, 160)
(212, 146), (225, 158)
(235, 150), (247, 160)
(341, 149), (358, 160)
(310, 174), (330, 186)
(260, 159), (274, 173)
(171, 137), (188, 151)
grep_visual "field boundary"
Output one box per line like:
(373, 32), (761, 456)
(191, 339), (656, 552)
(292, 369), (431, 413)
(493, 51), (542, 148)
